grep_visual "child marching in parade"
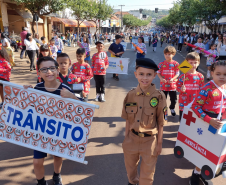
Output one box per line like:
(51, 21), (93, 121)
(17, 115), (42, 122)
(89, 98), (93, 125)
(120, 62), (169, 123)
(121, 58), (167, 185)
(193, 37), (205, 60)
(190, 60), (226, 185)
(56, 53), (80, 90)
(152, 35), (158, 52)
(205, 44), (219, 80)
(157, 46), (179, 116)
(176, 52), (204, 121)
(108, 35), (124, 81)
(82, 36), (91, 63)
(134, 37), (146, 59)
(91, 41), (109, 102)
(0, 45), (11, 108)
(25, 57), (79, 185)
(37, 45), (52, 83)
(71, 48), (93, 102)
(49, 38), (58, 60)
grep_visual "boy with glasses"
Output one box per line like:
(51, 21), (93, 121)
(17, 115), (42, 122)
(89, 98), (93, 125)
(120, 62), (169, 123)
(24, 56), (79, 185)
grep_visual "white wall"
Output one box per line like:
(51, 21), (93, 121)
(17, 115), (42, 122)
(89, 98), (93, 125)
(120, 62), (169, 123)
(129, 11), (142, 19)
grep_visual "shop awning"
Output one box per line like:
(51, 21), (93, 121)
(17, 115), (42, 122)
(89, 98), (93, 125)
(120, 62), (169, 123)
(52, 17), (96, 27)
(52, 17), (78, 27)
(83, 21), (96, 27)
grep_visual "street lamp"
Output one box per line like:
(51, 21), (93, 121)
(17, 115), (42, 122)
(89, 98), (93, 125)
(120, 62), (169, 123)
(119, 5), (125, 32)
(139, 9), (143, 34)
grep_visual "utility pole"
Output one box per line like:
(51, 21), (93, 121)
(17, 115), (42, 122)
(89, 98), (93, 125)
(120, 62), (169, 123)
(118, 5), (125, 32)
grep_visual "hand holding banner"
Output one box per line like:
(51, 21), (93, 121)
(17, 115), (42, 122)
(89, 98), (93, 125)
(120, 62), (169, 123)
(0, 81), (99, 164)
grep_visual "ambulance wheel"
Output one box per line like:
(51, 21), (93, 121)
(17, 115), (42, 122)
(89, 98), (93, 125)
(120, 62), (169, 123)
(174, 146), (184, 159)
(201, 165), (214, 180)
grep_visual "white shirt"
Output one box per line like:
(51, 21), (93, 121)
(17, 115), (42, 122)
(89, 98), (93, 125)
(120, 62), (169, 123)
(24, 39), (39, 50)
(219, 44), (226, 56)
(2, 38), (10, 47)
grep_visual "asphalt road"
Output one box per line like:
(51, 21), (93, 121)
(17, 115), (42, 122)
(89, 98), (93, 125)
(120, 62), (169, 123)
(0, 41), (224, 185)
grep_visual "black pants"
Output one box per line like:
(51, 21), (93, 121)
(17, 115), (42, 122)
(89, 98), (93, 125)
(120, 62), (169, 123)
(179, 110), (183, 122)
(26, 50), (36, 69)
(199, 53), (202, 60)
(36, 49), (39, 58)
(94, 75), (106, 94)
(178, 43), (183, 51)
(163, 91), (177, 109)
(161, 41), (163, 47)
(188, 46), (193, 53)
(149, 40), (151, 47)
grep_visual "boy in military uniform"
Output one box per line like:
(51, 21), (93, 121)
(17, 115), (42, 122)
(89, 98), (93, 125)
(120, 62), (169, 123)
(121, 58), (167, 185)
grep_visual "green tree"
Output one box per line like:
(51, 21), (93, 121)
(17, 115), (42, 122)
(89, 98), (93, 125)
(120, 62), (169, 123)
(64, 0), (91, 35)
(195, 0), (226, 31)
(156, 16), (173, 29)
(179, 0), (198, 30)
(168, 2), (182, 26)
(86, 0), (113, 33)
(12, 0), (64, 34)
(123, 14), (151, 31)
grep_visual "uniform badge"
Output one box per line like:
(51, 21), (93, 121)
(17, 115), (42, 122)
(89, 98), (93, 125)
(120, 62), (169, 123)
(150, 97), (158, 108)
(163, 106), (168, 121)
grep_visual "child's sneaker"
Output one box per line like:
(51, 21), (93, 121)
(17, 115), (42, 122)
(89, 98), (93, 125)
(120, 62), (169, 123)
(95, 93), (100, 102)
(100, 94), (106, 102)
(189, 170), (201, 185)
(52, 174), (63, 185)
(170, 109), (176, 116)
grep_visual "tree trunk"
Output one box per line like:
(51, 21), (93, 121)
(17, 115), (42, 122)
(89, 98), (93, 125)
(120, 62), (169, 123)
(31, 20), (35, 36)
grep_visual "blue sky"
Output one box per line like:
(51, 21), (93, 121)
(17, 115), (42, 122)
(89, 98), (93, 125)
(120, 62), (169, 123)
(107, 0), (175, 11)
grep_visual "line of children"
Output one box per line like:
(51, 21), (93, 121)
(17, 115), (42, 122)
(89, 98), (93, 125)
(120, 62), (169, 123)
(134, 37), (147, 59)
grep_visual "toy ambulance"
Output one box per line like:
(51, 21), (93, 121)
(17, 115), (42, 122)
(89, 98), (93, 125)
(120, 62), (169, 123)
(174, 106), (226, 180)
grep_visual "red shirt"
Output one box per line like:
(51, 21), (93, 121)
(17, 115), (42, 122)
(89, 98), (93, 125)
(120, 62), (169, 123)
(157, 60), (179, 91)
(0, 57), (11, 81)
(192, 81), (226, 123)
(91, 52), (109, 75)
(176, 72), (204, 111)
(20, 31), (27, 46)
(71, 62), (93, 94)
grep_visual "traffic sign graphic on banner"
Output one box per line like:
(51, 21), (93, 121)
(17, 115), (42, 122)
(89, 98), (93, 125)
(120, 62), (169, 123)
(0, 81), (99, 164)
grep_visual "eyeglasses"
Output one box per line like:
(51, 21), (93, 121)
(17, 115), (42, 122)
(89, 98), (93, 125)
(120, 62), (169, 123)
(39, 66), (58, 73)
